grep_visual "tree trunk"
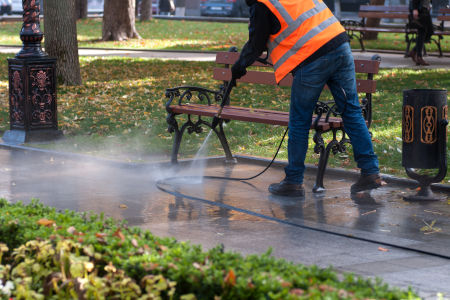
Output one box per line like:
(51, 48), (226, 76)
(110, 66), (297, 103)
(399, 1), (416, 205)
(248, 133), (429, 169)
(43, 0), (82, 85)
(140, 0), (152, 21)
(364, 0), (386, 40)
(103, 0), (141, 41)
(75, 0), (88, 19)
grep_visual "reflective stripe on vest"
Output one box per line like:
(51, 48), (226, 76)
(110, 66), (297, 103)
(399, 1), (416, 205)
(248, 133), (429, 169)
(258, 0), (345, 83)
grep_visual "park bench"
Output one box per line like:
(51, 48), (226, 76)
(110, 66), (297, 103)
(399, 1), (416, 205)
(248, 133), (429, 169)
(164, 50), (380, 192)
(341, 5), (450, 57)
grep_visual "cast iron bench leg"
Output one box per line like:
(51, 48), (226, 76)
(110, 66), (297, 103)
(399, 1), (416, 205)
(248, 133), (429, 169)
(405, 32), (414, 57)
(312, 129), (349, 193)
(170, 128), (183, 164)
(433, 35), (443, 57)
(313, 138), (336, 193)
(360, 32), (366, 51)
(214, 121), (236, 164)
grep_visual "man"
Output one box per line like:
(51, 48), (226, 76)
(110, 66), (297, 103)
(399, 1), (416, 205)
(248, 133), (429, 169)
(231, 0), (383, 196)
(408, 0), (433, 66)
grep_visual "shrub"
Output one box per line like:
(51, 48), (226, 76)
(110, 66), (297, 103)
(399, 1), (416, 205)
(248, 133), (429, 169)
(0, 199), (417, 299)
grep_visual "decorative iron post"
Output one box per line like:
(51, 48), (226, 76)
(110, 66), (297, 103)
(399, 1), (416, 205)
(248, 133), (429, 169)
(402, 89), (448, 201)
(3, 0), (62, 144)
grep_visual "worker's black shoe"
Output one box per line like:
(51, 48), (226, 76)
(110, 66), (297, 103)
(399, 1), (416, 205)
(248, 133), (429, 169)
(268, 180), (305, 197)
(351, 174), (385, 194)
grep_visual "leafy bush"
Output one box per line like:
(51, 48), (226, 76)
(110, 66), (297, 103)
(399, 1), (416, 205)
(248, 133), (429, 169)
(0, 199), (417, 299)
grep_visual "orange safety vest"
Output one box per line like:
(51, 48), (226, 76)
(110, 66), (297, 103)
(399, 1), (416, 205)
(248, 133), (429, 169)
(257, 0), (345, 83)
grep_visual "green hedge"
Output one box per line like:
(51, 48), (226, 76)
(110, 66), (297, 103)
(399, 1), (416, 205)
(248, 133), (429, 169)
(0, 199), (417, 299)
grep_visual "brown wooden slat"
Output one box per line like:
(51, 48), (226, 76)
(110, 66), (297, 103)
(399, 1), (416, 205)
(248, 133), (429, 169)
(344, 26), (409, 33)
(354, 59), (380, 74)
(213, 68), (377, 93)
(438, 8), (450, 13)
(358, 12), (409, 19)
(437, 15), (450, 21)
(213, 68), (280, 86)
(168, 104), (342, 130)
(215, 52), (272, 67)
(434, 30), (450, 35)
(216, 52), (380, 74)
(359, 5), (409, 12)
(356, 79), (377, 93)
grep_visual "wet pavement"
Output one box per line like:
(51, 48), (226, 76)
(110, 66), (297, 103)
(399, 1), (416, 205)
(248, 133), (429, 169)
(0, 145), (449, 298)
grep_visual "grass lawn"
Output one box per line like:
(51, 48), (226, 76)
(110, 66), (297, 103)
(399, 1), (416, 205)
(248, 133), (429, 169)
(0, 53), (449, 183)
(0, 18), (449, 53)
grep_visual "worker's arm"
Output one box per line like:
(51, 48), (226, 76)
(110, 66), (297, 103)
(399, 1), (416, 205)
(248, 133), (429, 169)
(231, 2), (280, 79)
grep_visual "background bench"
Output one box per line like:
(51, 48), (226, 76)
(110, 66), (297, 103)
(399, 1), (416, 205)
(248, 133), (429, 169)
(341, 5), (449, 57)
(164, 50), (380, 192)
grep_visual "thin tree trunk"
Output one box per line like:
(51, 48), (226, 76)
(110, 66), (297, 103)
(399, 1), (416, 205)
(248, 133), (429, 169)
(75, 0), (88, 19)
(364, 0), (386, 40)
(103, 0), (141, 41)
(140, 0), (152, 21)
(43, 0), (82, 85)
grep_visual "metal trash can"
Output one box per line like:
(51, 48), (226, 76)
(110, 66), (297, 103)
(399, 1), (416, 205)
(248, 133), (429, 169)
(402, 89), (448, 201)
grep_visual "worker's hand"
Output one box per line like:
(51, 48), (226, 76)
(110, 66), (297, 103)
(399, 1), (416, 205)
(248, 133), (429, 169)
(413, 9), (419, 19)
(231, 63), (247, 80)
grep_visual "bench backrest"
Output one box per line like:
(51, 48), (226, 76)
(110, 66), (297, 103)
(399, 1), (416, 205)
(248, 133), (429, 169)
(358, 5), (409, 19)
(213, 51), (379, 95)
(437, 8), (450, 22)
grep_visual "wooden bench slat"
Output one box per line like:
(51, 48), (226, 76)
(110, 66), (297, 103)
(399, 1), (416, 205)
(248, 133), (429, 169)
(359, 5), (409, 12)
(215, 52), (272, 67)
(358, 12), (409, 19)
(215, 52), (380, 74)
(213, 68), (378, 93)
(344, 26), (409, 33)
(168, 104), (341, 130)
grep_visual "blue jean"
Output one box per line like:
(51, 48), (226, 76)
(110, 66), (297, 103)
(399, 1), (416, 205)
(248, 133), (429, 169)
(284, 42), (379, 184)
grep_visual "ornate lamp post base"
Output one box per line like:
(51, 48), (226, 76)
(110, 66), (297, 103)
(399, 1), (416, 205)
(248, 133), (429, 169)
(2, 0), (63, 144)
(3, 56), (63, 144)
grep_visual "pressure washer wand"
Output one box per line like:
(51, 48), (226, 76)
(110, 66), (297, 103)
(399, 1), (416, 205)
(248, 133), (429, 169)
(211, 78), (236, 130)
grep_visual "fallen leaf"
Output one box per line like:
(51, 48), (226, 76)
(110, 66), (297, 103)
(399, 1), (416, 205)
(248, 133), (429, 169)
(378, 247), (389, 252)
(112, 228), (125, 241)
(290, 289), (305, 295)
(224, 269), (236, 286)
(119, 204), (128, 209)
(37, 218), (55, 227)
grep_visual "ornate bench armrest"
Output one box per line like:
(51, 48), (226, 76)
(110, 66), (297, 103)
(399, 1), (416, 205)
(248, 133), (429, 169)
(164, 86), (224, 114)
(340, 19), (364, 28)
(312, 101), (341, 129)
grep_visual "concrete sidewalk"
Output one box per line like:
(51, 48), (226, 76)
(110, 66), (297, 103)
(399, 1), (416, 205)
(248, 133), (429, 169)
(1, 45), (449, 68)
(0, 144), (449, 299)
